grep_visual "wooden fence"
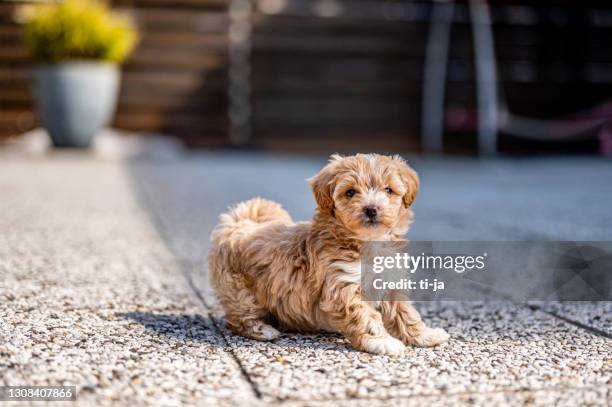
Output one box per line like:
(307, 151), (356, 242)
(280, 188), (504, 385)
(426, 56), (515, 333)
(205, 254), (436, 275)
(1, 0), (611, 153)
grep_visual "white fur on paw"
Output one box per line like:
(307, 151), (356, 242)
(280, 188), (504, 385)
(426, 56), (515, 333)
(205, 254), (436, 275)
(363, 336), (406, 356)
(412, 327), (449, 347)
(259, 324), (280, 340)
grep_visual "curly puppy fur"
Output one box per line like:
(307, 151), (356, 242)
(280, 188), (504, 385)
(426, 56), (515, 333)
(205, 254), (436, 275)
(209, 154), (449, 355)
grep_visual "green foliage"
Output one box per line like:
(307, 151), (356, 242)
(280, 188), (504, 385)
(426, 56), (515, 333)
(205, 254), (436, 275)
(20, 0), (137, 63)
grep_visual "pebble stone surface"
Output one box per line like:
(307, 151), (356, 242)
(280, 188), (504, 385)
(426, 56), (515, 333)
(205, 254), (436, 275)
(0, 141), (610, 406)
(0, 158), (253, 406)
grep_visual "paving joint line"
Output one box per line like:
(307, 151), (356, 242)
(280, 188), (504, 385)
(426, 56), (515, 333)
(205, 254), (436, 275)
(132, 178), (263, 400)
(182, 270), (263, 400)
(527, 304), (611, 339)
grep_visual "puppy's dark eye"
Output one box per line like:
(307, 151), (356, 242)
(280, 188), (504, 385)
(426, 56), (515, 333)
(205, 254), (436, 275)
(345, 189), (356, 198)
(385, 187), (394, 194)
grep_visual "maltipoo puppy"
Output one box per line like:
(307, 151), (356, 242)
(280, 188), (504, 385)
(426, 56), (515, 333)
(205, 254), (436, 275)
(209, 154), (449, 355)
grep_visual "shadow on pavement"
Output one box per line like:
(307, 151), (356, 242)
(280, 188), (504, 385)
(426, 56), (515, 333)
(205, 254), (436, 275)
(121, 311), (363, 352)
(121, 312), (219, 342)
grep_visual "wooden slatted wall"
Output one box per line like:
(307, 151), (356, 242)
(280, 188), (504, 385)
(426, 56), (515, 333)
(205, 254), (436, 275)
(249, 0), (612, 153)
(250, 1), (431, 152)
(1, 0), (612, 153)
(0, 1), (34, 138)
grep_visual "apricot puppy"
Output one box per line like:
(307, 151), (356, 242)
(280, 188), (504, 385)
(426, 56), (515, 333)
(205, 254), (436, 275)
(209, 154), (449, 355)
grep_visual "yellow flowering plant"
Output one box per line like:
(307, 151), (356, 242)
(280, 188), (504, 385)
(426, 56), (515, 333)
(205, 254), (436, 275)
(19, 0), (137, 63)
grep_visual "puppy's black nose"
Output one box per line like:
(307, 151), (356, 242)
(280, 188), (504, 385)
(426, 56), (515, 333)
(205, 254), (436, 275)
(364, 206), (377, 219)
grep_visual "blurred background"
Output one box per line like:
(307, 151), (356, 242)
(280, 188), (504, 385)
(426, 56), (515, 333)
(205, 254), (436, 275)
(2, 0), (612, 155)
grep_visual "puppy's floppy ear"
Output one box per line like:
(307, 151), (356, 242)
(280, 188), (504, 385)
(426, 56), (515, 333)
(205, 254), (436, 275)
(393, 155), (419, 208)
(308, 155), (341, 214)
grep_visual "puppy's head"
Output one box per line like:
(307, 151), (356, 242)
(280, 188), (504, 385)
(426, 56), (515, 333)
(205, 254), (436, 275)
(309, 153), (419, 239)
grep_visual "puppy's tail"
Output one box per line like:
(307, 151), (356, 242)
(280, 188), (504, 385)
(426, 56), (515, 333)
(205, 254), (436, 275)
(212, 197), (292, 243)
(222, 197), (292, 225)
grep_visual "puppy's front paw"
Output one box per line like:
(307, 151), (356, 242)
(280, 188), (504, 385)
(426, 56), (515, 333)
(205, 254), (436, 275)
(362, 335), (406, 356)
(410, 327), (449, 347)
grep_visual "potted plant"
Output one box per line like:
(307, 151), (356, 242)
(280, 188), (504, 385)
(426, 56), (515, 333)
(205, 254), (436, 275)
(19, 0), (137, 148)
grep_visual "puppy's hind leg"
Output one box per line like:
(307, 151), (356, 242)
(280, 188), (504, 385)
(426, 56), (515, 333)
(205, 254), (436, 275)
(219, 283), (280, 342)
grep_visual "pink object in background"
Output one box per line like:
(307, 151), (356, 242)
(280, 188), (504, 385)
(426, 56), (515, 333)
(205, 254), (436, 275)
(599, 125), (612, 156)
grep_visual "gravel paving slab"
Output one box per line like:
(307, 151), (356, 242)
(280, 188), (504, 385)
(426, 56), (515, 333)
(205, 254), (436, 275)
(213, 303), (611, 402)
(0, 158), (254, 406)
(408, 157), (612, 241)
(122, 152), (611, 403)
